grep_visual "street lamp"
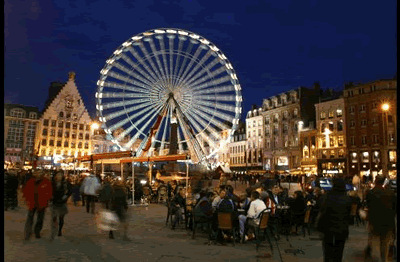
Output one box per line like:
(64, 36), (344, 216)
(382, 103), (390, 111)
(91, 122), (99, 130)
(381, 103), (390, 178)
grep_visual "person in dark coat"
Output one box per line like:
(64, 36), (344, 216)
(170, 187), (186, 230)
(108, 179), (130, 241)
(50, 171), (72, 241)
(317, 178), (352, 262)
(290, 191), (307, 235)
(99, 176), (113, 209)
(364, 176), (396, 261)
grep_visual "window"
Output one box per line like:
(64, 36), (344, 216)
(328, 122), (334, 131)
(371, 85), (376, 92)
(351, 152), (358, 163)
(348, 90), (354, 97)
(66, 113), (71, 119)
(274, 114), (279, 122)
(338, 149), (344, 158)
(51, 120), (56, 127)
(371, 117), (378, 125)
(361, 152), (369, 163)
(265, 125), (270, 135)
(84, 142), (89, 149)
(64, 131), (70, 138)
(293, 109), (298, 117)
(361, 119), (367, 127)
(43, 119), (49, 126)
(274, 124), (279, 134)
(338, 136), (344, 146)
(42, 129), (48, 136)
(49, 140), (54, 146)
(321, 137), (326, 148)
(388, 115), (393, 123)
(85, 133), (90, 140)
(86, 125), (90, 131)
(360, 104), (366, 112)
(66, 100), (73, 109)
(72, 132), (76, 139)
(253, 120), (256, 127)
(79, 133), (83, 139)
(79, 124), (84, 130)
(293, 123), (298, 132)
(372, 102), (378, 109)
(361, 135), (367, 145)
(350, 136), (355, 146)
(58, 121), (63, 128)
(336, 109), (343, 117)
(284, 135), (289, 147)
(283, 124), (288, 133)
(349, 106), (355, 114)
(389, 133), (395, 143)
(59, 112), (64, 118)
(50, 129), (55, 137)
(320, 111), (326, 119)
(266, 140), (270, 149)
(350, 120), (355, 128)
(29, 112), (37, 119)
(73, 123), (77, 130)
(389, 150), (397, 162)
(329, 136), (334, 147)
(328, 111), (334, 118)
(283, 111), (288, 119)
(322, 150), (327, 159)
(57, 130), (63, 138)
(359, 88), (365, 94)
(57, 141), (62, 147)
(373, 134), (379, 144)
(265, 117), (270, 124)
(71, 142), (75, 148)
(321, 123), (326, 132)
(330, 150), (335, 159)
(11, 108), (25, 118)
(274, 137), (278, 146)
(337, 120), (343, 131)
(66, 122), (71, 129)
(64, 141), (69, 148)
(42, 139), (47, 146)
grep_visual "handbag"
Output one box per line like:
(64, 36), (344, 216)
(96, 209), (120, 232)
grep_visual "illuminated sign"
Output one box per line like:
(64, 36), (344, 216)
(277, 156), (288, 166)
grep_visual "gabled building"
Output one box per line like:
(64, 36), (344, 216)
(229, 121), (247, 174)
(35, 72), (93, 169)
(245, 105), (264, 173)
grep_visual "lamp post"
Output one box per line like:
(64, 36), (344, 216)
(381, 103), (390, 178)
(90, 122), (99, 172)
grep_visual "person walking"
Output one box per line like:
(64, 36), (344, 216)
(80, 172), (101, 214)
(99, 176), (113, 209)
(364, 176), (396, 261)
(108, 179), (130, 241)
(316, 178), (352, 262)
(50, 171), (72, 241)
(23, 170), (53, 241)
(71, 177), (81, 206)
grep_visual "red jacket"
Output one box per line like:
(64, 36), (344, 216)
(23, 178), (53, 210)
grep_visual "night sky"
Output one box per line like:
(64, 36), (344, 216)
(5, 0), (397, 120)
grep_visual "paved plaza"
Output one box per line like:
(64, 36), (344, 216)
(5, 188), (393, 262)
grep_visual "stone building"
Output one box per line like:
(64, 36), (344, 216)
(34, 72), (93, 169)
(299, 123), (317, 176)
(245, 105), (264, 173)
(344, 79), (397, 179)
(229, 121), (247, 174)
(315, 95), (347, 177)
(4, 104), (40, 168)
(261, 85), (321, 173)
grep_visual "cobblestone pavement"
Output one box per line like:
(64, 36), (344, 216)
(5, 190), (394, 262)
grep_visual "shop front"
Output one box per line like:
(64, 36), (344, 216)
(274, 156), (289, 173)
(388, 150), (397, 179)
(317, 158), (347, 177)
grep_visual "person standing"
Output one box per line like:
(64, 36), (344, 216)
(23, 170), (53, 240)
(50, 171), (72, 241)
(170, 187), (186, 230)
(81, 172), (101, 214)
(364, 176), (396, 261)
(316, 178), (352, 262)
(71, 177), (81, 206)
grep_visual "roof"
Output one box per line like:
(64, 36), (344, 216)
(42, 82), (65, 114)
(4, 103), (41, 117)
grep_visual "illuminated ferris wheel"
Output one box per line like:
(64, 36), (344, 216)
(95, 28), (242, 163)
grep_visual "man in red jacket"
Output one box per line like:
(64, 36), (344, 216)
(23, 170), (53, 241)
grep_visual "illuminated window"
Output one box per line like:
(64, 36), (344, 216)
(58, 121), (63, 128)
(320, 111), (326, 119)
(350, 136), (355, 146)
(43, 119), (49, 126)
(41, 139), (47, 146)
(338, 149), (344, 158)
(51, 120), (56, 127)
(64, 141), (69, 148)
(361, 151), (369, 163)
(42, 129), (48, 136)
(338, 136), (344, 146)
(59, 112), (64, 118)
(351, 152), (358, 163)
(336, 109), (343, 117)
(330, 150), (335, 158)
(328, 111), (334, 118)
(322, 150), (327, 159)
(389, 151), (397, 162)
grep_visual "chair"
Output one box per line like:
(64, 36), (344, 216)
(243, 210), (274, 251)
(217, 212), (238, 246)
(192, 209), (212, 244)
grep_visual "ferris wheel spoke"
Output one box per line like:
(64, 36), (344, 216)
(184, 112), (218, 150)
(176, 44), (204, 88)
(158, 105), (171, 155)
(179, 49), (213, 90)
(148, 38), (167, 81)
(172, 37), (185, 88)
(101, 81), (154, 95)
(183, 56), (220, 87)
(157, 37), (171, 89)
(138, 42), (164, 82)
(101, 100), (156, 122)
(185, 107), (222, 141)
(192, 85), (235, 95)
(110, 61), (159, 90)
(168, 36), (175, 89)
(197, 94), (236, 102)
(98, 92), (155, 99)
(119, 53), (159, 85)
(126, 47), (159, 84)
(101, 97), (153, 110)
(192, 103), (233, 127)
(175, 41), (194, 87)
(106, 71), (161, 93)
(195, 99), (236, 113)
(119, 103), (164, 146)
(186, 65), (226, 89)
(176, 111), (204, 162)
(106, 105), (155, 133)
(189, 75), (232, 93)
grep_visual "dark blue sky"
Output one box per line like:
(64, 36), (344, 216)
(5, 0), (397, 119)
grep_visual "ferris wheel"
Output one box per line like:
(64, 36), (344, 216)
(95, 28), (242, 164)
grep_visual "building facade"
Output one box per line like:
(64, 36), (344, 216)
(344, 79), (397, 179)
(229, 122), (247, 174)
(4, 104), (40, 168)
(315, 97), (347, 177)
(299, 124), (317, 176)
(34, 72), (93, 169)
(260, 86), (321, 173)
(245, 106), (264, 173)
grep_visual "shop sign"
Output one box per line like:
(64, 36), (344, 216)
(277, 156), (288, 166)
(326, 170), (339, 174)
